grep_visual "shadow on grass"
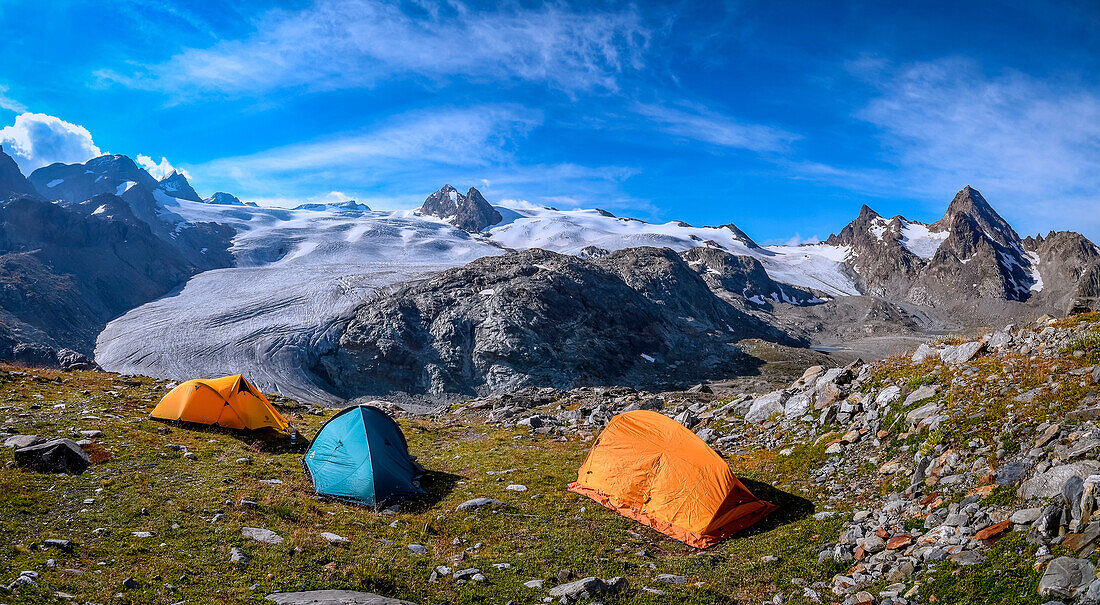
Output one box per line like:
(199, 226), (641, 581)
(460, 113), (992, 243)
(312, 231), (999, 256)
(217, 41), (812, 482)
(731, 477), (816, 539)
(151, 419), (309, 453)
(402, 469), (464, 514)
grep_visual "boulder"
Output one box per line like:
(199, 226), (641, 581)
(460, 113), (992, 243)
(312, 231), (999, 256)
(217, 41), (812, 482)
(940, 340), (985, 365)
(905, 402), (941, 427)
(56, 348), (97, 371)
(1019, 462), (1100, 500)
(911, 344), (941, 363)
(875, 386), (902, 408)
(745, 390), (788, 423)
(13, 439), (90, 474)
(4, 434), (42, 449)
(1038, 557), (1095, 598)
(783, 393), (812, 419)
(266, 591), (418, 604)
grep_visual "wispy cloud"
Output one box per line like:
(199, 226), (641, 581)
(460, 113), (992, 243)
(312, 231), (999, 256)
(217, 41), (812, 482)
(186, 104), (648, 212)
(0, 85), (27, 114)
(97, 0), (651, 97)
(841, 58), (1100, 232)
(633, 101), (799, 153)
(192, 104), (541, 188)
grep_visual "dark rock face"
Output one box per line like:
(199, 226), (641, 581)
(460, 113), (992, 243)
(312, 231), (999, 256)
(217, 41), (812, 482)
(13, 438), (91, 474)
(680, 247), (819, 306)
(29, 155), (235, 271)
(0, 195), (196, 356)
(316, 248), (797, 397)
(204, 192), (247, 206)
(1024, 231), (1100, 314)
(713, 223), (760, 249)
(157, 171), (202, 202)
(0, 146), (38, 200)
(915, 187), (1035, 304)
(418, 185), (502, 232)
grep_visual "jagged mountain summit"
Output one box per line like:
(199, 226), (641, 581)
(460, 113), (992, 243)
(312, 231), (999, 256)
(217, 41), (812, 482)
(823, 185), (1097, 315)
(418, 184), (502, 232)
(157, 170), (201, 202)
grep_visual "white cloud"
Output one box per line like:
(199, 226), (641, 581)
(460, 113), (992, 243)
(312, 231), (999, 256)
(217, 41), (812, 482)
(136, 154), (188, 180)
(847, 58), (1100, 235)
(634, 102), (799, 153)
(0, 85), (27, 114)
(98, 0), (651, 97)
(0, 112), (102, 174)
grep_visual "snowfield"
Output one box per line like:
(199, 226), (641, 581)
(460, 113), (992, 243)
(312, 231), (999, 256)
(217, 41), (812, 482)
(899, 221), (950, 259)
(96, 194), (862, 400)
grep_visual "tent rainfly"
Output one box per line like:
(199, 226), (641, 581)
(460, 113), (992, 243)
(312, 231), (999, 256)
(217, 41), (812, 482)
(303, 405), (425, 506)
(569, 410), (777, 548)
(151, 374), (289, 432)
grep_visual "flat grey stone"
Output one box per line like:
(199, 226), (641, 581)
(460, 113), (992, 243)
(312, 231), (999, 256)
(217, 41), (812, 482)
(4, 434), (41, 449)
(242, 527), (283, 544)
(456, 498), (504, 511)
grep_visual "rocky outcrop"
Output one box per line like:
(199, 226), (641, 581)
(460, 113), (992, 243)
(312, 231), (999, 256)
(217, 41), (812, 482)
(0, 194), (196, 357)
(316, 247), (798, 397)
(418, 185), (502, 232)
(204, 192), (247, 206)
(0, 146), (38, 200)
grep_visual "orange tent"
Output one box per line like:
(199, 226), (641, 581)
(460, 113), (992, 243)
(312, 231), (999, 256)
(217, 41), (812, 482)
(151, 374), (290, 432)
(568, 410), (776, 548)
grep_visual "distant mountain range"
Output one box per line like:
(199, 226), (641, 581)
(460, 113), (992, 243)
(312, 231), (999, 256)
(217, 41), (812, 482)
(0, 145), (1097, 400)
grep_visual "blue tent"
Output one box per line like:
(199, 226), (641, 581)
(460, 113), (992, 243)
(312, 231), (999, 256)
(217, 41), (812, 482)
(303, 405), (425, 506)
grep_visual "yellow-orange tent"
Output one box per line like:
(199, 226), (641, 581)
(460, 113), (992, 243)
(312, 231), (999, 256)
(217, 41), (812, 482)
(568, 410), (776, 548)
(151, 374), (289, 432)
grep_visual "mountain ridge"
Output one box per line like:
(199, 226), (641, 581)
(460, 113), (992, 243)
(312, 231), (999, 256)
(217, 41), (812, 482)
(1, 148), (1098, 402)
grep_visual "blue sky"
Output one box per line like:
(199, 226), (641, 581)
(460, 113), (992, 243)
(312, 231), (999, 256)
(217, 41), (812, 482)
(0, 0), (1098, 243)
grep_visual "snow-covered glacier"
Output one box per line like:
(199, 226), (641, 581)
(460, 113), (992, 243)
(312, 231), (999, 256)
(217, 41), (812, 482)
(96, 194), (860, 403)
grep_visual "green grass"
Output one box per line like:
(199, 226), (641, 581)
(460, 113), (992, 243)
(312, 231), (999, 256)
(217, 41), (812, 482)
(0, 366), (842, 604)
(918, 533), (1047, 605)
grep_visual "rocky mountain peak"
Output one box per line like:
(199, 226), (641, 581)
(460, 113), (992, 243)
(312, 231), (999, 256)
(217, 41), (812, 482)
(418, 184), (503, 232)
(204, 192), (244, 206)
(857, 204), (881, 220)
(933, 185), (1019, 247)
(157, 171), (201, 202)
(0, 145), (38, 200)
